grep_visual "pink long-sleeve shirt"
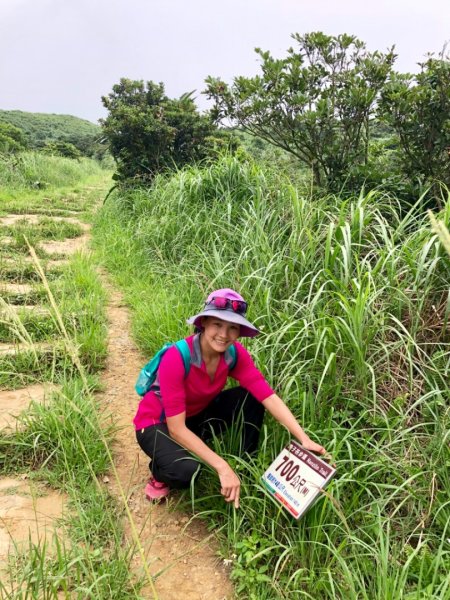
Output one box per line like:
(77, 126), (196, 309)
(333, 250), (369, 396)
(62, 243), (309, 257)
(133, 334), (274, 429)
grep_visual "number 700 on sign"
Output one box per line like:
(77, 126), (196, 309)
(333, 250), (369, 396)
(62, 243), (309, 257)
(261, 440), (336, 519)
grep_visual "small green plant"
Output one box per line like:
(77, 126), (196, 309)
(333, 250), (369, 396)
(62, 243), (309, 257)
(231, 533), (275, 597)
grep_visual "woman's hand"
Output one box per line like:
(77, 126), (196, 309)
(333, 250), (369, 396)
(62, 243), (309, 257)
(299, 434), (326, 456)
(217, 464), (241, 509)
(299, 433), (335, 465)
(262, 395), (334, 462)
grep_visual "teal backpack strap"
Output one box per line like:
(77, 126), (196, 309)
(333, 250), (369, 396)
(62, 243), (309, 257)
(135, 342), (172, 396)
(174, 339), (192, 377)
(225, 344), (238, 370)
(174, 338), (236, 377)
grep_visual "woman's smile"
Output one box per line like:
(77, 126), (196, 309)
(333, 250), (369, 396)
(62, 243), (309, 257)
(201, 317), (240, 356)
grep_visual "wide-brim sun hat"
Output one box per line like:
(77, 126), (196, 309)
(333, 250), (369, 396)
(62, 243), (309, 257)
(187, 288), (260, 338)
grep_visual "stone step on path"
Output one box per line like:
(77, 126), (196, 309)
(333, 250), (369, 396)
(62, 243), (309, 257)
(0, 214), (90, 232)
(1, 256), (68, 269)
(0, 383), (57, 431)
(0, 283), (37, 301)
(0, 212), (91, 257)
(0, 282), (39, 300)
(0, 341), (55, 357)
(4, 209), (84, 215)
(0, 305), (51, 318)
(39, 235), (90, 256)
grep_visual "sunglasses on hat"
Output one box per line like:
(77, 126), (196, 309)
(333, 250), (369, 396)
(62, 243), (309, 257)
(205, 297), (247, 315)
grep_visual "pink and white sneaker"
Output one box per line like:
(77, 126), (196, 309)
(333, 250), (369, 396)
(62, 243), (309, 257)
(145, 477), (170, 501)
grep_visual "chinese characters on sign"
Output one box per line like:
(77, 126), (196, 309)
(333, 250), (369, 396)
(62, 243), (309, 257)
(261, 440), (336, 519)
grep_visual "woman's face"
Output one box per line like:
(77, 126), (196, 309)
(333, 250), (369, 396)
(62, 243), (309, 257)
(201, 317), (240, 354)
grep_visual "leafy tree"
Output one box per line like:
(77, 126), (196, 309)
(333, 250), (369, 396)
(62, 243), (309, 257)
(0, 121), (27, 153)
(379, 51), (450, 202)
(101, 79), (219, 182)
(205, 32), (395, 189)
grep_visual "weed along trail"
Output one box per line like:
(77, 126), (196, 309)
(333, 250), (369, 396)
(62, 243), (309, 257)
(98, 278), (234, 600)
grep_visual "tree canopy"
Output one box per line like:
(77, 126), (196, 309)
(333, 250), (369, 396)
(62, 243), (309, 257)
(101, 79), (220, 182)
(380, 52), (450, 199)
(205, 32), (395, 189)
(0, 121), (27, 153)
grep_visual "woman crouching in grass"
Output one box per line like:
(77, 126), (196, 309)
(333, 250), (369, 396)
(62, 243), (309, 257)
(134, 288), (328, 506)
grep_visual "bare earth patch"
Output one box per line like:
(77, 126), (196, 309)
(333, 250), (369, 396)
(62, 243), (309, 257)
(0, 478), (65, 570)
(0, 383), (55, 431)
(39, 234), (90, 256)
(0, 305), (50, 317)
(0, 342), (54, 356)
(99, 279), (234, 600)
(0, 282), (35, 295)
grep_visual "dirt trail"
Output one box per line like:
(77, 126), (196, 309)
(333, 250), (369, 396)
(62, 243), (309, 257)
(98, 280), (234, 600)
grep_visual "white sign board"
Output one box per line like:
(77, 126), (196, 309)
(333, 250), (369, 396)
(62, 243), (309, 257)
(261, 440), (336, 519)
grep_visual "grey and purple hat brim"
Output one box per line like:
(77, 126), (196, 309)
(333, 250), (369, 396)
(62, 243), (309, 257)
(187, 308), (260, 338)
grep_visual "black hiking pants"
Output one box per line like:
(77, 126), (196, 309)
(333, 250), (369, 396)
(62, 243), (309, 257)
(135, 386), (265, 489)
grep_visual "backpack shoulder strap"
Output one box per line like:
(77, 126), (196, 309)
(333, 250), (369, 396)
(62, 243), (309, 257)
(172, 338), (236, 377)
(225, 344), (238, 370)
(174, 339), (191, 377)
(135, 342), (172, 396)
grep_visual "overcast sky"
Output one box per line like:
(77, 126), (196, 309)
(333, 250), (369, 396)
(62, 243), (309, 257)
(1, 0), (448, 124)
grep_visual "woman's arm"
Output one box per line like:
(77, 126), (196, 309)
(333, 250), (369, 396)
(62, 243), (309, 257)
(166, 412), (241, 508)
(262, 394), (326, 456)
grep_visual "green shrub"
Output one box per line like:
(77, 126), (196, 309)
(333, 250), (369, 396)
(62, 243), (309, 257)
(101, 78), (222, 183)
(0, 121), (27, 153)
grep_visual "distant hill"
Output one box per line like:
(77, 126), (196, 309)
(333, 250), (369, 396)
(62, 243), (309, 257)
(0, 110), (105, 157)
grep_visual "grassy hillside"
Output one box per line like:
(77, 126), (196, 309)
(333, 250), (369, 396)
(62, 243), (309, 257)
(93, 155), (450, 599)
(0, 110), (102, 156)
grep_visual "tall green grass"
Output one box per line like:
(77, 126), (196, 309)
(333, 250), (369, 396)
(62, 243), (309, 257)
(0, 253), (108, 385)
(94, 155), (449, 599)
(0, 151), (111, 215)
